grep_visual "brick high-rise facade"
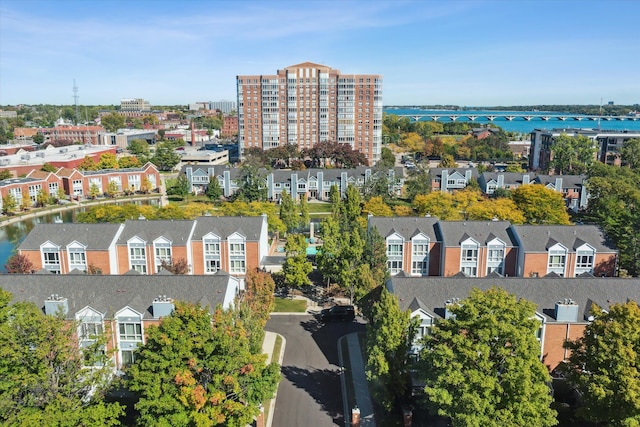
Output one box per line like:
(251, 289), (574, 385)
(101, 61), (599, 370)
(237, 62), (382, 165)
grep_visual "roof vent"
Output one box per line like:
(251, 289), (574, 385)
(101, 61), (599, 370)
(555, 299), (579, 322)
(444, 298), (461, 320)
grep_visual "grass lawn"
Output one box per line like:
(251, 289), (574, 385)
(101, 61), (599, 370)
(272, 297), (307, 312)
(307, 202), (332, 214)
(263, 334), (283, 423)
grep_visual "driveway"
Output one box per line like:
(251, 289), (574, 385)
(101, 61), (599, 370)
(267, 314), (366, 426)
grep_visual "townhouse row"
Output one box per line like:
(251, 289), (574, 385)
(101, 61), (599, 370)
(0, 162), (161, 210)
(181, 165), (405, 201)
(0, 274), (241, 369)
(430, 168), (588, 210)
(369, 217), (618, 278)
(388, 275), (640, 371)
(18, 215), (270, 277)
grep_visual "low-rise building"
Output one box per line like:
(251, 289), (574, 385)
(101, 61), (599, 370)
(430, 168), (478, 193)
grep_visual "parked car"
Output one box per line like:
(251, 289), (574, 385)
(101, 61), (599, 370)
(320, 305), (355, 322)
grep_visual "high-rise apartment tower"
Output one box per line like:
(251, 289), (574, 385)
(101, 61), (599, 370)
(236, 62), (382, 165)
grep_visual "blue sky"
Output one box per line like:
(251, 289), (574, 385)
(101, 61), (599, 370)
(1, 0), (638, 107)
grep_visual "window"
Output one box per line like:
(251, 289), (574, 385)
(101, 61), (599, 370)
(68, 250), (86, 271)
(43, 249), (61, 274)
(460, 239), (479, 277)
(411, 238), (429, 276)
(129, 241), (147, 274)
(386, 235), (404, 275)
(72, 179), (83, 196)
(119, 322), (142, 341)
(155, 244), (172, 272)
(230, 259), (245, 273)
(388, 260), (403, 275)
(228, 234), (246, 274)
(575, 245), (595, 276)
(230, 242), (245, 255)
(547, 245), (567, 276)
(121, 350), (135, 367)
(80, 322), (104, 341)
(204, 236), (221, 274)
(486, 241), (505, 275)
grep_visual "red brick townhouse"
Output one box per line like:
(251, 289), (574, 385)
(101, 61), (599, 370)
(0, 273), (241, 369)
(18, 215), (269, 277)
(388, 276), (640, 372)
(0, 170), (63, 211)
(368, 217), (618, 278)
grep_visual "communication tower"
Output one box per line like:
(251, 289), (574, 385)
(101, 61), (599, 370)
(73, 79), (79, 125)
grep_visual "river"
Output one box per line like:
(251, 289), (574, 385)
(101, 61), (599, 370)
(384, 107), (640, 134)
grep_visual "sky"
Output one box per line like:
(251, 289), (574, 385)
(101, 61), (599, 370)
(1, 0), (639, 107)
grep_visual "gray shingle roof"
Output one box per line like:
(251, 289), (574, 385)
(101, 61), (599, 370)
(535, 174), (586, 189)
(511, 225), (616, 253)
(368, 216), (440, 241)
(388, 276), (640, 322)
(18, 223), (123, 251)
(117, 219), (196, 246)
(479, 172), (537, 186)
(191, 216), (264, 241)
(0, 273), (233, 320)
(437, 220), (517, 247)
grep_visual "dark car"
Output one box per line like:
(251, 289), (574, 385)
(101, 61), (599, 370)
(320, 305), (355, 322)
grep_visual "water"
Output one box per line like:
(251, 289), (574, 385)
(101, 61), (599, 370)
(384, 107), (640, 134)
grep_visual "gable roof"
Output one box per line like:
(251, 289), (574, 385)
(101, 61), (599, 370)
(511, 224), (616, 253)
(388, 276), (640, 322)
(19, 223), (123, 251)
(368, 216), (440, 241)
(117, 219), (196, 246)
(436, 220), (517, 247)
(191, 216), (264, 241)
(0, 273), (235, 320)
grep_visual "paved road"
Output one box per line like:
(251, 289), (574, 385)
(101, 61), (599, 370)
(267, 314), (365, 427)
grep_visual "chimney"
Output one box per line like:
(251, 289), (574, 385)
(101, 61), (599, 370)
(496, 174), (504, 189)
(522, 174), (530, 185)
(45, 294), (69, 316)
(152, 295), (175, 319)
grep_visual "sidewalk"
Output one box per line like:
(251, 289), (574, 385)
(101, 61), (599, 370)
(339, 333), (376, 427)
(261, 331), (285, 427)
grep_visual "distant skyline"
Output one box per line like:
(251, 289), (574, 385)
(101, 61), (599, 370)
(1, 0), (639, 107)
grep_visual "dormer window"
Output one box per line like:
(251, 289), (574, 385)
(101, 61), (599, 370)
(547, 243), (567, 276)
(386, 233), (404, 275)
(203, 233), (221, 274)
(41, 241), (61, 274)
(154, 237), (172, 273)
(575, 244), (595, 276)
(411, 234), (430, 276)
(128, 237), (147, 274)
(228, 232), (246, 274)
(486, 238), (505, 275)
(67, 241), (87, 272)
(460, 238), (479, 277)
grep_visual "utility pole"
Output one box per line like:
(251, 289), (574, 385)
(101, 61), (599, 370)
(73, 79), (79, 125)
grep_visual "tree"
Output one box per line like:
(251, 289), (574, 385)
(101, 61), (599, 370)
(562, 301), (640, 426)
(140, 176), (152, 194)
(405, 168), (431, 200)
(236, 164), (267, 202)
(0, 289), (124, 425)
(100, 112), (125, 132)
(551, 134), (596, 175)
(78, 156), (97, 171)
(512, 184), (570, 224)
(465, 198), (525, 223)
(97, 153), (118, 170)
(150, 142), (181, 171)
(205, 175), (223, 202)
(620, 137), (640, 170)
(40, 162), (57, 173)
(118, 155), (141, 169)
(365, 287), (419, 414)
(4, 253), (34, 273)
(32, 133), (45, 145)
(438, 154), (457, 168)
(159, 257), (189, 274)
(343, 184), (362, 226)
(106, 180), (120, 198)
(2, 193), (16, 215)
(281, 234), (312, 288)
(362, 196), (393, 217)
(127, 302), (280, 427)
(413, 192), (461, 219)
(298, 196), (310, 230)
(167, 175), (190, 199)
(242, 268), (276, 326)
(0, 169), (13, 180)
(36, 189), (48, 207)
(128, 139), (150, 157)
(279, 189), (298, 233)
(377, 146), (396, 169)
(420, 287), (557, 427)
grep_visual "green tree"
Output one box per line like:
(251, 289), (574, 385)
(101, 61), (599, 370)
(298, 195), (310, 230)
(236, 164), (267, 202)
(0, 289), (124, 425)
(620, 137), (640, 170)
(365, 287), (419, 414)
(100, 112), (125, 132)
(329, 184), (342, 218)
(150, 142), (181, 171)
(377, 146), (396, 169)
(89, 182), (101, 198)
(405, 168), (431, 200)
(512, 184), (570, 224)
(35, 189), (48, 207)
(127, 302), (280, 427)
(2, 193), (16, 214)
(40, 162), (57, 173)
(0, 169), (13, 180)
(343, 184), (362, 226)
(562, 301), (640, 426)
(106, 180), (120, 198)
(128, 139), (150, 157)
(118, 155), (141, 169)
(32, 133), (45, 145)
(438, 154), (457, 168)
(97, 153), (118, 170)
(281, 234), (312, 288)
(167, 175), (190, 199)
(205, 175), (223, 202)
(316, 216), (341, 284)
(279, 189), (298, 233)
(420, 287), (557, 427)
(551, 134), (596, 175)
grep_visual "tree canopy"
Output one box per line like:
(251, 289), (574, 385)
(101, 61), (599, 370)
(100, 113), (125, 133)
(512, 184), (570, 224)
(127, 302), (280, 427)
(420, 287), (557, 427)
(562, 300), (640, 426)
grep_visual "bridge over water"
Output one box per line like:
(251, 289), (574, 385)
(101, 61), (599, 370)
(395, 113), (640, 123)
